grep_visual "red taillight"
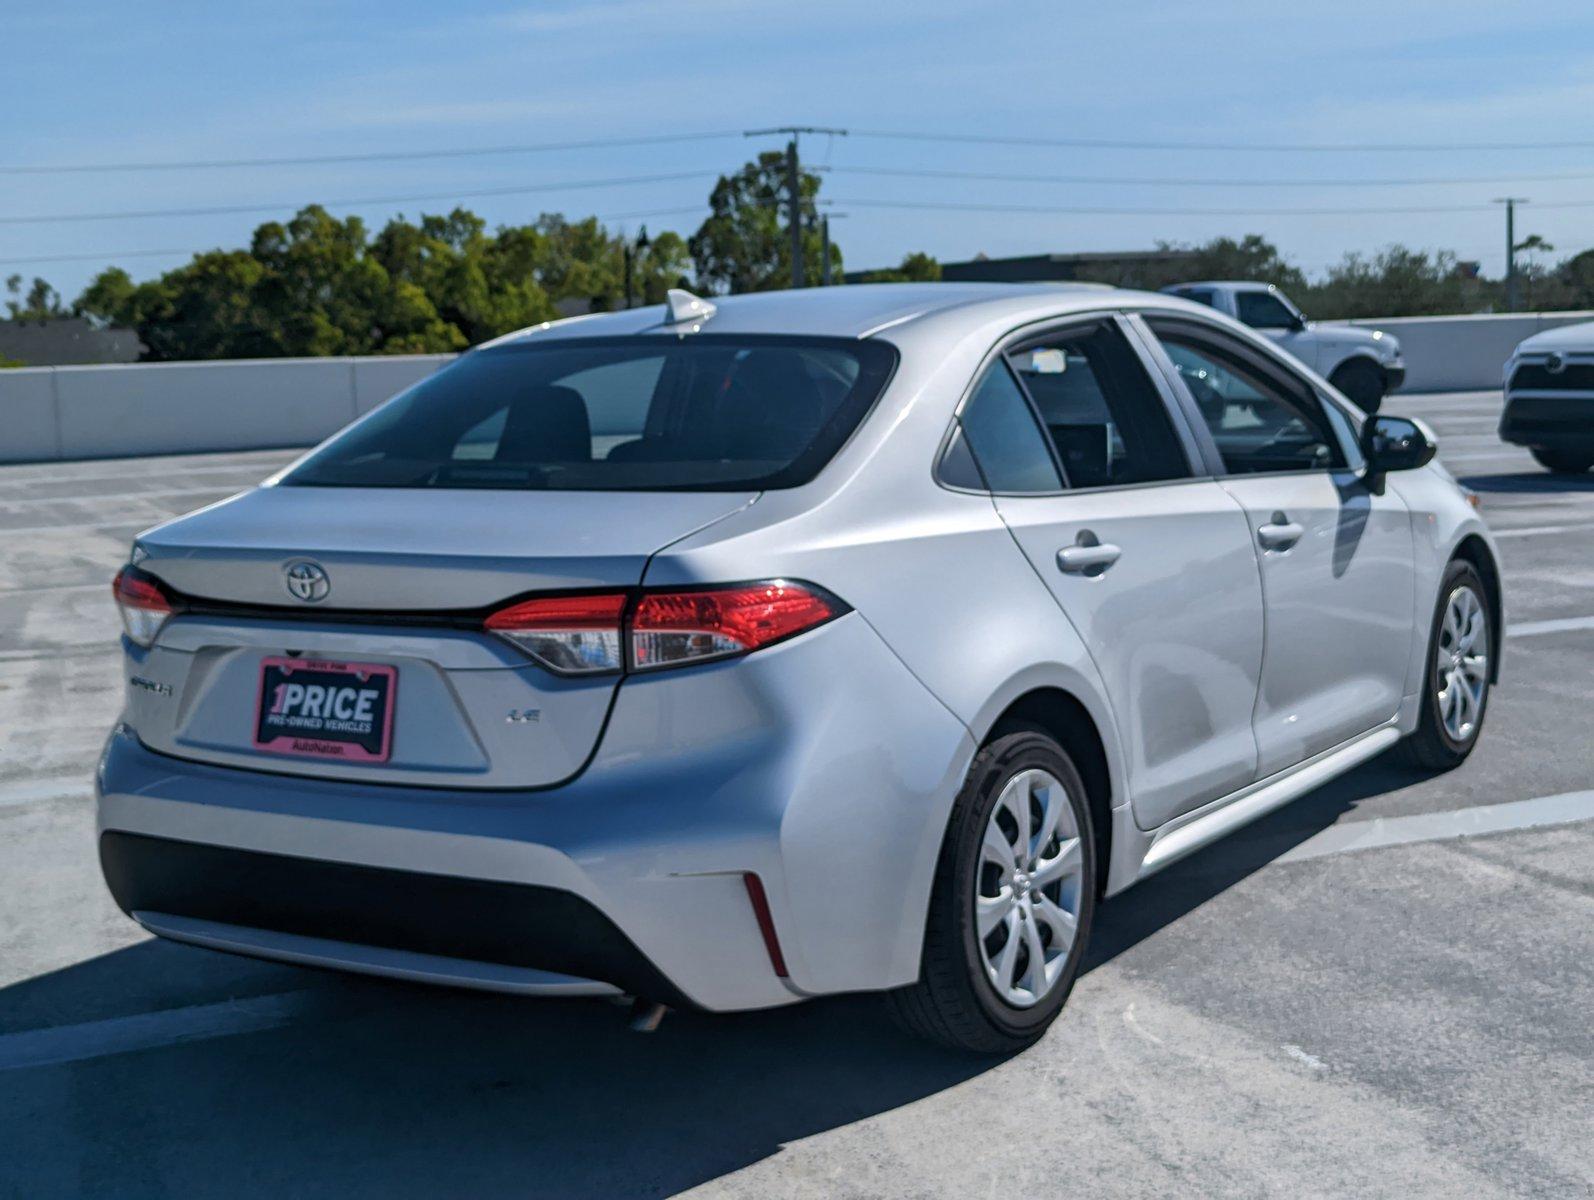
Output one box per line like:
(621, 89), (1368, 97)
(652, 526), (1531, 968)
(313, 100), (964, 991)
(112, 565), (174, 648)
(484, 592), (628, 674)
(483, 581), (844, 675)
(630, 581), (842, 670)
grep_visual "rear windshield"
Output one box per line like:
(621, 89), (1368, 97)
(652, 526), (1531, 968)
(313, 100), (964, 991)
(279, 335), (898, 491)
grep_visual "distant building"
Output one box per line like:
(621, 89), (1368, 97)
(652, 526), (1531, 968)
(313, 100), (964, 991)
(0, 318), (141, 366)
(844, 249), (1201, 287)
(938, 249), (1201, 284)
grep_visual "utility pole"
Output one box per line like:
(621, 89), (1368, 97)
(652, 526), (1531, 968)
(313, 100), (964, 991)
(820, 214), (831, 286)
(786, 140), (804, 289)
(744, 126), (848, 290)
(1496, 198), (1528, 311)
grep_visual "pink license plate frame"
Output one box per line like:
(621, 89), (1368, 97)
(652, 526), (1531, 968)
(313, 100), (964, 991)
(253, 657), (397, 764)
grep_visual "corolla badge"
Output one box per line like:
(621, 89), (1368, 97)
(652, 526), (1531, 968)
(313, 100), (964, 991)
(283, 560), (331, 603)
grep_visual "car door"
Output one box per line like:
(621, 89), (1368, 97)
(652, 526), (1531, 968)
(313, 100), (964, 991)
(947, 314), (1265, 830)
(1135, 314), (1417, 776)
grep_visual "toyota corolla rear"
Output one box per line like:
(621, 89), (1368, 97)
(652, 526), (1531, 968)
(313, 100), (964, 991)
(95, 327), (970, 1012)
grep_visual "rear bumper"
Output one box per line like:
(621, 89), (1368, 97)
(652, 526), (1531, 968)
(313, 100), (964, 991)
(1499, 393), (1594, 450)
(96, 613), (975, 1012)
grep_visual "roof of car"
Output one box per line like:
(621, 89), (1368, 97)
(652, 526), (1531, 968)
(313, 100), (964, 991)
(485, 282), (1155, 345)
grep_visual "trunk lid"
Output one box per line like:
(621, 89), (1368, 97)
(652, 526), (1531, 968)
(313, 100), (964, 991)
(126, 485), (756, 788)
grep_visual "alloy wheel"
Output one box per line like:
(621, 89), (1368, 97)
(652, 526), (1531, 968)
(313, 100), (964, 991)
(1436, 585), (1489, 743)
(975, 768), (1085, 1008)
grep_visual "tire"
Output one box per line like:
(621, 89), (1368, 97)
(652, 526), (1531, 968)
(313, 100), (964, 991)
(1397, 560), (1494, 771)
(1329, 358), (1386, 414)
(888, 725), (1097, 1054)
(1530, 448), (1594, 474)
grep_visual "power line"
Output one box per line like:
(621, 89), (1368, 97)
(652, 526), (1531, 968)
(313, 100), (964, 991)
(0, 171), (719, 226)
(849, 128), (1594, 154)
(0, 131), (745, 176)
(832, 196), (1594, 217)
(823, 164), (1594, 189)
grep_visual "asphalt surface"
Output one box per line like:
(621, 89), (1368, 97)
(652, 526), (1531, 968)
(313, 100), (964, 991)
(1, 393), (1591, 1199)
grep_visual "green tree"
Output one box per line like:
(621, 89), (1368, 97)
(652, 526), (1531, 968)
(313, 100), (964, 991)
(5, 274), (67, 320)
(855, 252), (941, 283)
(689, 151), (836, 292)
(1299, 246), (1472, 319)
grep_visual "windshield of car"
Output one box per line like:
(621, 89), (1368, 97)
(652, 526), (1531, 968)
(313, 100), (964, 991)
(279, 335), (898, 491)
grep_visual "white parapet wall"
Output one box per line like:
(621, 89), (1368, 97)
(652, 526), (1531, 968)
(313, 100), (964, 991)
(0, 353), (454, 464)
(1339, 310), (1594, 394)
(6, 312), (1594, 463)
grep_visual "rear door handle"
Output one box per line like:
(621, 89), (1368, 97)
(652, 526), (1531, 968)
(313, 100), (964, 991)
(1257, 512), (1304, 550)
(1057, 540), (1122, 576)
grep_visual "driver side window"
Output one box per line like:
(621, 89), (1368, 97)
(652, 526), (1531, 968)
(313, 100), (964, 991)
(1151, 330), (1344, 475)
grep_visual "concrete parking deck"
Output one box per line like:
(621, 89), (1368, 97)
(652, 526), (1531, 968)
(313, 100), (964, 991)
(1, 394), (1590, 1198)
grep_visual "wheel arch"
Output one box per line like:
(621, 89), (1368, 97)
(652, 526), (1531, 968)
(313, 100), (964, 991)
(1451, 533), (1504, 683)
(988, 688), (1114, 898)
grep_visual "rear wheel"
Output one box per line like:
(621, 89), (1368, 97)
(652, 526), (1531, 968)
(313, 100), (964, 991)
(1531, 448), (1594, 474)
(1398, 561), (1493, 771)
(888, 726), (1096, 1053)
(1329, 358), (1386, 414)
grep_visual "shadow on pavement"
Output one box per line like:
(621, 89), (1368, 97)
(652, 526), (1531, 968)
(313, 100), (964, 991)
(1458, 470), (1594, 494)
(0, 752), (1427, 1199)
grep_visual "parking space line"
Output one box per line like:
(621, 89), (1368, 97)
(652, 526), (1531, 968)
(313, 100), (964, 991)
(1508, 615), (1594, 638)
(1275, 791), (1594, 864)
(0, 990), (319, 1072)
(0, 777), (90, 809)
(1494, 523), (1594, 539)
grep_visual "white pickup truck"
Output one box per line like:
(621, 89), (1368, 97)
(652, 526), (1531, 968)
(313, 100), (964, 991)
(1160, 281), (1405, 413)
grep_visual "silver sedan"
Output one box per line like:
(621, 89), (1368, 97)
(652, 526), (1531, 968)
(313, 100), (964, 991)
(99, 283), (1500, 1052)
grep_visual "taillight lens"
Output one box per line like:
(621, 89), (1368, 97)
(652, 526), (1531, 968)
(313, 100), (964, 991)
(112, 565), (174, 648)
(483, 581), (845, 675)
(630, 581), (843, 670)
(484, 592), (628, 674)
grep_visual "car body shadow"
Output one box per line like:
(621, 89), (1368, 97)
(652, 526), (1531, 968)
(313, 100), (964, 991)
(1460, 470), (1594, 495)
(0, 751), (1426, 1199)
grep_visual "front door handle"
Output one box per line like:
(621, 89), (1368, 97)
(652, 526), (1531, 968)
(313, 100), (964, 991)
(1057, 534), (1122, 576)
(1257, 511), (1304, 550)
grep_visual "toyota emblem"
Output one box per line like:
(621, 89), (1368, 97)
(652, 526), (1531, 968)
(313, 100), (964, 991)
(283, 560), (331, 603)
(1545, 352), (1566, 374)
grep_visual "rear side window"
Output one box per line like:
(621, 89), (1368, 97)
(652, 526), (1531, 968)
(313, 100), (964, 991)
(280, 335), (897, 492)
(954, 361), (1063, 493)
(1009, 323), (1191, 488)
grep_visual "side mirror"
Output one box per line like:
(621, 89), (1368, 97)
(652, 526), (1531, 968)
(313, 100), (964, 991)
(1289, 313), (1308, 332)
(1361, 414), (1436, 493)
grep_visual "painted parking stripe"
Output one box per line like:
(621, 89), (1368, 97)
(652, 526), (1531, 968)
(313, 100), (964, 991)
(1276, 791), (1594, 864)
(1508, 615), (1594, 638)
(1494, 522), (1594, 539)
(0, 777), (90, 809)
(0, 991), (319, 1072)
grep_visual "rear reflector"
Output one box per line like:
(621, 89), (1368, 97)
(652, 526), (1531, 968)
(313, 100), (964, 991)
(742, 873), (789, 978)
(484, 592), (627, 674)
(112, 565), (174, 648)
(630, 581), (841, 670)
(483, 581), (844, 676)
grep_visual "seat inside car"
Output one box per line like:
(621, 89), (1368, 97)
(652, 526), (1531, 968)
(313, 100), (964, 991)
(495, 384), (592, 462)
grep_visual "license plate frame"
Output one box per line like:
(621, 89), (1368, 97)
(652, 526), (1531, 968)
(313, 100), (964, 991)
(253, 657), (397, 764)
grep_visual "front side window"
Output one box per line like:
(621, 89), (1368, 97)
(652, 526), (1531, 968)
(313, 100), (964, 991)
(1150, 327), (1343, 475)
(280, 335), (897, 492)
(1008, 322), (1191, 488)
(1235, 290), (1300, 330)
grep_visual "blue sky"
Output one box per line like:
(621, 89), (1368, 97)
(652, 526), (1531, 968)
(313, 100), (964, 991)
(7, 1), (1594, 303)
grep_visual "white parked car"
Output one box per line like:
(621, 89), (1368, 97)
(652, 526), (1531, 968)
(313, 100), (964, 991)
(1501, 321), (1594, 474)
(1161, 281), (1404, 413)
(98, 284), (1497, 1052)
